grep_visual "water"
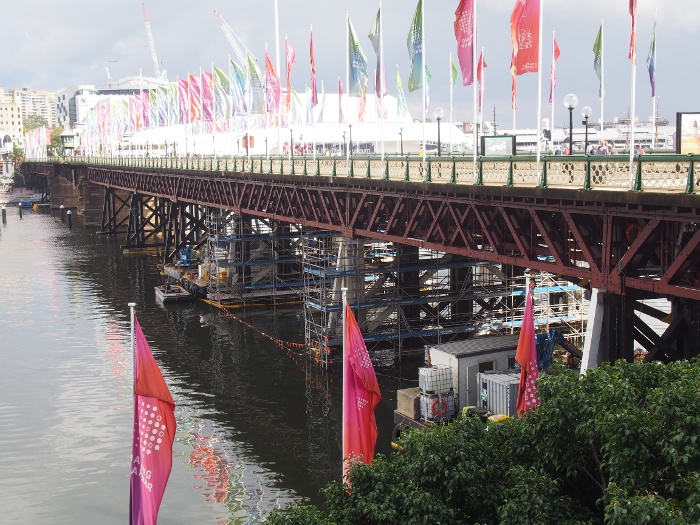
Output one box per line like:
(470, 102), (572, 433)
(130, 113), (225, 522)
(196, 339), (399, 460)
(0, 207), (419, 524)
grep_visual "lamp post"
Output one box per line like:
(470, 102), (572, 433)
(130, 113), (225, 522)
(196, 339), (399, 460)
(349, 124), (353, 156)
(399, 127), (404, 155)
(563, 93), (578, 155)
(265, 137), (268, 158)
(342, 131), (346, 156)
(289, 129), (293, 158)
(434, 107), (444, 156)
(581, 106), (592, 154)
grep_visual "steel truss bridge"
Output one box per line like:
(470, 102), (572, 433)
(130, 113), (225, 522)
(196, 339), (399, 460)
(24, 153), (700, 362)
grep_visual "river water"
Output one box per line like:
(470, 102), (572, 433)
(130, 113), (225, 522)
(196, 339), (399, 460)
(0, 206), (419, 524)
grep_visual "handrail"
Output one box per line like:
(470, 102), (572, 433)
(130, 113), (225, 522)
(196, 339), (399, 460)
(24, 153), (700, 195)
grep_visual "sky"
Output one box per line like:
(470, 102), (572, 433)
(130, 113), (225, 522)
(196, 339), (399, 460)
(2, 0), (698, 131)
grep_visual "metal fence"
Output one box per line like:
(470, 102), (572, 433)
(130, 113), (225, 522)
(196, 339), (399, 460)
(32, 153), (700, 194)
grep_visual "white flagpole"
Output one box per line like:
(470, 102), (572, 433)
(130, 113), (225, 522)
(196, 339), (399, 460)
(265, 42), (270, 160)
(346, 12), (350, 175)
(629, 20), (637, 189)
(550, 31), (555, 152)
(601, 20), (605, 147)
(449, 52), (453, 154)
(421, 0), (426, 172)
(341, 286), (348, 480)
(129, 302), (136, 386)
(651, 10), (657, 150)
(472, 0), (478, 183)
(479, 47), (484, 138)
(275, 0), (281, 157)
(379, 0), (385, 162)
(313, 79), (318, 161)
(535, 0), (544, 176)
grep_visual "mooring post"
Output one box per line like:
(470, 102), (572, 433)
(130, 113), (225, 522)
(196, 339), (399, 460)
(18, 203), (22, 219)
(60, 204), (65, 221)
(1, 205), (5, 224)
(67, 210), (72, 229)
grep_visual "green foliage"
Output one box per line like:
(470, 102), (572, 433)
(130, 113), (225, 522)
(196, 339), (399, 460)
(50, 126), (64, 153)
(264, 359), (700, 524)
(23, 113), (48, 133)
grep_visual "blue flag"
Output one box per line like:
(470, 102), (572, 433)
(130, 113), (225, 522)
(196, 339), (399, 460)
(646, 20), (656, 97)
(348, 17), (369, 97)
(407, 0), (423, 92)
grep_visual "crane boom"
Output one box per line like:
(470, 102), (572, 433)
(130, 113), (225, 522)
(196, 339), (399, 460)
(214, 9), (249, 66)
(142, 2), (162, 79)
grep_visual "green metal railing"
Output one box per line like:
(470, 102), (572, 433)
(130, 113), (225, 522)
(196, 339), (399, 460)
(30, 153), (700, 194)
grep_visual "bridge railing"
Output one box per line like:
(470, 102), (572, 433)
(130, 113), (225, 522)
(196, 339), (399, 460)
(33, 153), (700, 194)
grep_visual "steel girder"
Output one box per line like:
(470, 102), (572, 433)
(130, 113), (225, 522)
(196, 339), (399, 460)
(46, 165), (700, 301)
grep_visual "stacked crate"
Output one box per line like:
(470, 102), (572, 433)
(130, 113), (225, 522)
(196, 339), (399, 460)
(418, 365), (456, 422)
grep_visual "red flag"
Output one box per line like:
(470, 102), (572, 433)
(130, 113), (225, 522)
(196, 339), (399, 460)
(130, 317), (176, 525)
(265, 51), (281, 114)
(343, 302), (381, 480)
(510, 0), (540, 75)
(628, 0), (638, 64)
(453, 0), (475, 86)
(338, 78), (345, 124)
(286, 39), (296, 110)
(549, 38), (560, 105)
(515, 283), (540, 416)
(511, 64), (517, 110)
(310, 29), (318, 107)
(476, 51), (487, 112)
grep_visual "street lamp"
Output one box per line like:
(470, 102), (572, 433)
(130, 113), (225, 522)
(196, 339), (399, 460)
(342, 131), (346, 155)
(563, 93), (578, 155)
(434, 107), (444, 156)
(581, 106), (592, 153)
(349, 124), (353, 156)
(289, 129), (293, 158)
(399, 127), (404, 155)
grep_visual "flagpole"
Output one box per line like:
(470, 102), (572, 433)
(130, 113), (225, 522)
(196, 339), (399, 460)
(346, 12), (350, 176)
(449, 52), (453, 154)
(629, 7), (637, 190)
(379, 0), (385, 162)
(341, 286), (348, 480)
(275, 0), (281, 158)
(651, 10), (657, 150)
(550, 31), (555, 152)
(313, 80), (317, 161)
(479, 47), (484, 139)
(601, 20), (605, 147)
(535, 0), (544, 177)
(129, 302), (136, 386)
(421, 0), (426, 172)
(472, 0), (478, 184)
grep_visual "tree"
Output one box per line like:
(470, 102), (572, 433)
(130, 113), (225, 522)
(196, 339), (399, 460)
(23, 113), (48, 133)
(49, 126), (64, 156)
(264, 359), (700, 524)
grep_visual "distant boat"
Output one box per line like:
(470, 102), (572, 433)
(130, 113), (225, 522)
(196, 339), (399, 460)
(155, 283), (193, 303)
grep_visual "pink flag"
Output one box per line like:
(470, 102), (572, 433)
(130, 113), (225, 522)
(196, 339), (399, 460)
(628, 0), (638, 64)
(130, 317), (176, 525)
(343, 301), (381, 480)
(453, 0), (475, 86)
(515, 283), (540, 416)
(549, 38), (560, 105)
(177, 78), (189, 125)
(510, 0), (540, 75)
(141, 90), (151, 129)
(338, 78), (345, 124)
(310, 30), (318, 107)
(476, 51), (487, 111)
(510, 53), (517, 110)
(188, 74), (202, 123)
(201, 71), (214, 123)
(265, 51), (281, 114)
(286, 39), (296, 110)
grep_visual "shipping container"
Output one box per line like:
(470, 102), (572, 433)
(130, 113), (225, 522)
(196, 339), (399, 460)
(476, 371), (521, 417)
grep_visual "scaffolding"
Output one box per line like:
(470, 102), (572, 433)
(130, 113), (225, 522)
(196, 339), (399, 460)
(302, 234), (589, 367)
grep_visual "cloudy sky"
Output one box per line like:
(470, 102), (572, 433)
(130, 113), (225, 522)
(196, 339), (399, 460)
(3, 0), (698, 131)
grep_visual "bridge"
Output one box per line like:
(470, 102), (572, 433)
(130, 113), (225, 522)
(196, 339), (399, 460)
(23, 153), (700, 364)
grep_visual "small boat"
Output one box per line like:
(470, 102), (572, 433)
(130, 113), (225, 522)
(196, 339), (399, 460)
(155, 283), (194, 303)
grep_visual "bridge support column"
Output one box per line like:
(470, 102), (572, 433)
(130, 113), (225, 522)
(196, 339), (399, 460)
(581, 289), (635, 372)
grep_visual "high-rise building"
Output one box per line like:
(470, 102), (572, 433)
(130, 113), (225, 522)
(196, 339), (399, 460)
(0, 88), (24, 150)
(13, 88), (57, 127)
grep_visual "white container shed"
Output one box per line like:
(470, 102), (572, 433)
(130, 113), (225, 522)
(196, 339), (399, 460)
(427, 334), (520, 411)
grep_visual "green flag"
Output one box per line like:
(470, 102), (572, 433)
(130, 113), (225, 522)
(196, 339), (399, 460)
(407, 0), (423, 92)
(450, 58), (459, 88)
(593, 24), (604, 99)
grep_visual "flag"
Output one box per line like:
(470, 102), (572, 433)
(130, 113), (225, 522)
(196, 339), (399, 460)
(515, 283), (539, 416)
(407, 0), (424, 92)
(213, 66), (231, 120)
(310, 29), (318, 107)
(424, 64), (431, 116)
(168, 82), (178, 126)
(510, 0), (540, 75)
(149, 90), (157, 129)
(201, 70), (214, 123)
(305, 85), (313, 126)
(318, 80), (326, 123)
(646, 20), (656, 97)
(629, 0), (638, 64)
(343, 301), (381, 478)
(248, 53), (266, 115)
(593, 24), (604, 99)
(230, 60), (248, 116)
(453, 0), (475, 86)
(286, 39), (296, 110)
(450, 57), (458, 118)
(369, 7), (386, 119)
(476, 52), (486, 112)
(157, 86), (168, 127)
(177, 78), (189, 124)
(348, 17), (369, 97)
(141, 90), (151, 128)
(130, 316), (176, 525)
(265, 51), (281, 114)
(188, 73), (202, 123)
(396, 66), (408, 118)
(338, 78), (345, 124)
(549, 38), (560, 105)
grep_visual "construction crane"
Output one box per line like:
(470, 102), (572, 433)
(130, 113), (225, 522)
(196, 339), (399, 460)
(142, 2), (164, 80)
(214, 9), (251, 66)
(536, 329), (583, 370)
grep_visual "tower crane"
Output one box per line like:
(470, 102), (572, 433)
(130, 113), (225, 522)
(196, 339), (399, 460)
(142, 2), (165, 80)
(214, 9), (252, 66)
